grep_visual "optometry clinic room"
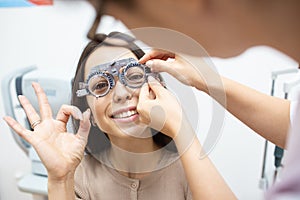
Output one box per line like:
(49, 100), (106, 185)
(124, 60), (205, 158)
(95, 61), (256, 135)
(1, 1), (300, 200)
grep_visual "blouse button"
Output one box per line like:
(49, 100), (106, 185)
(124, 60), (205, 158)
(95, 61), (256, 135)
(131, 182), (137, 189)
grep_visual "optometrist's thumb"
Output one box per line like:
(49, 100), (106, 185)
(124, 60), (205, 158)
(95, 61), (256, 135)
(147, 76), (164, 97)
(77, 108), (91, 143)
(139, 81), (151, 102)
(146, 59), (173, 73)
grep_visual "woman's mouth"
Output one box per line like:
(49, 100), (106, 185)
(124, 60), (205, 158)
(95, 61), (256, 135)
(111, 108), (139, 123)
(112, 109), (138, 119)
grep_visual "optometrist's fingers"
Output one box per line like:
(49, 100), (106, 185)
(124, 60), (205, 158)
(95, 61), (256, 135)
(76, 109), (91, 142)
(56, 105), (83, 124)
(139, 81), (151, 102)
(146, 76), (164, 97)
(146, 57), (198, 88)
(149, 88), (155, 99)
(139, 49), (175, 64)
(3, 116), (33, 144)
(31, 82), (53, 120)
(145, 59), (172, 73)
(18, 95), (41, 126)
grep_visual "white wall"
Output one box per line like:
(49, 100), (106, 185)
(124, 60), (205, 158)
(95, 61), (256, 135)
(0, 1), (298, 200)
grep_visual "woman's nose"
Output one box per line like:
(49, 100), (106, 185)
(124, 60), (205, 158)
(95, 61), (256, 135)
(112, 81), (133, 103)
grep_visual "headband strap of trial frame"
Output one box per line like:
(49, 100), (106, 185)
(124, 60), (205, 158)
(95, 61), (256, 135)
(104, 32), (145, 59)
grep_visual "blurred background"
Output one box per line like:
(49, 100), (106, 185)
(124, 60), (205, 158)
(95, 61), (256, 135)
(0, 1), (299, 199)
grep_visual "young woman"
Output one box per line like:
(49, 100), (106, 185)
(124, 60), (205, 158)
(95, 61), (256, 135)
(71, 32), (192, 199)
(3, 32), (201, 199)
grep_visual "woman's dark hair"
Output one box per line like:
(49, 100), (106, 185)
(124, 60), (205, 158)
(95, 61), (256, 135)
(71, 32), (177, 154)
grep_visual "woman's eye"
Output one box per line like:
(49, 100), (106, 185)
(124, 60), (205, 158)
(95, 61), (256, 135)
(127, 73), (144, 81)
(125, 66), (145, 83)
(92, 81), (109, 94)
(95, 82), (108, 89)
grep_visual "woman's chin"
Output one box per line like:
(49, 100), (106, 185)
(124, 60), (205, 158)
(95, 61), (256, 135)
(117, 125), (152, 139)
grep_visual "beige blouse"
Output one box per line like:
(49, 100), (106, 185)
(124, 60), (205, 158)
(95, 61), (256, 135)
(74, 149), (192, 200)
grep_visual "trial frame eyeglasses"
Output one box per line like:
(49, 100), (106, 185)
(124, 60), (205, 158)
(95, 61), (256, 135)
(76, 58), (159, 98)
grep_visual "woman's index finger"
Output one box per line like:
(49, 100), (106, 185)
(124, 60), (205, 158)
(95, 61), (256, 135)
(32, 82), (53, 119)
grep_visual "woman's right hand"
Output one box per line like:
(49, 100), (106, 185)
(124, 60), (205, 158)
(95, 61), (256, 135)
(3, 82), (91, 182)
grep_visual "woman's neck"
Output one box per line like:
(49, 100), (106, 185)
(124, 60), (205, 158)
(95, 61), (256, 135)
(108, 128), (159, 153)
(107, 132), (163, 177)
(109, 134), (160, 153)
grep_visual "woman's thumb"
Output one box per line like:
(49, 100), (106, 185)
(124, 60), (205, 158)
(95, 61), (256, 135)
(77, 109), (91, 142)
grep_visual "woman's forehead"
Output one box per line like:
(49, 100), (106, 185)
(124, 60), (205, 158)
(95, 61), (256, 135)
(84, 46), (137, 77)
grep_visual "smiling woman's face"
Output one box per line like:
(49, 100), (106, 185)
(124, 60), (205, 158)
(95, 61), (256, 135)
(84, 46), (150, 138)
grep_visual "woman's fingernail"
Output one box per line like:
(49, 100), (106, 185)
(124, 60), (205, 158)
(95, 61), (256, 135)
(77, 110), (83, 121)
(18, 95), (25, 100)
(84, 108), (91, 118)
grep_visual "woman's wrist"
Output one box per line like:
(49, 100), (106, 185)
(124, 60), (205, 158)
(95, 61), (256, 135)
(48, 170), (75, 183)
(48, 171), (76, 200)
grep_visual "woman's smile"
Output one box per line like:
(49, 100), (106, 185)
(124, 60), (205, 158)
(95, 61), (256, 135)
(111, 107), (139, 123)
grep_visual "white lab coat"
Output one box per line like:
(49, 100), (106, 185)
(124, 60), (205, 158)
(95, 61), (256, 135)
(266, 95), (300, 199)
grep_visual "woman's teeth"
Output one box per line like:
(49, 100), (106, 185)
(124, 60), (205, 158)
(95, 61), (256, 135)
(113, 110), (137, 119)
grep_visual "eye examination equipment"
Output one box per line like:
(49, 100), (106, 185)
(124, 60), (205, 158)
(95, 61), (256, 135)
(77, 57), (160, 98)
(2, 66), (72, 195)
(259, 67), (299, 190)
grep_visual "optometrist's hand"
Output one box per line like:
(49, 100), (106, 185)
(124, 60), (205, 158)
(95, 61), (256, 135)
(139, 49), (207, 92)
(138, 76), (184, 138)
(3, 82), (91, 182)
